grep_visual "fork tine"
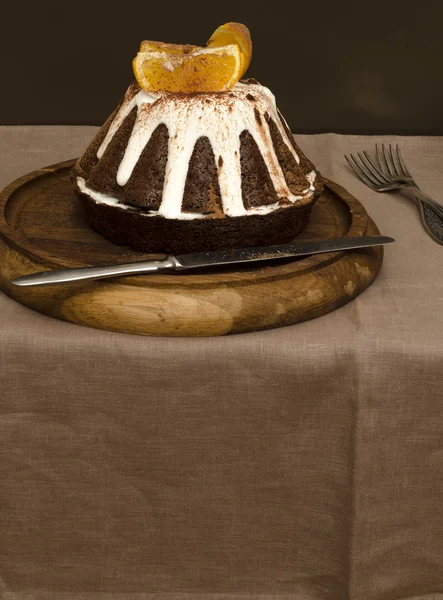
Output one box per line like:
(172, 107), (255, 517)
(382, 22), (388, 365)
(382, 144), (395, 176)
(350, 152), (382, 187)
(361, 151), (391, 184)
(395, 144), (413, 178)
(345, 155), (378, 190)
(376, 143), (391, 176)
(388, 144), (402, 177)
(354, 152), (386, 186)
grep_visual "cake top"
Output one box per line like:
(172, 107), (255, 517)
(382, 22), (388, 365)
(133, 23), (252, 94)
(74, 23), (321, 224)
(77, 79), (318, 220)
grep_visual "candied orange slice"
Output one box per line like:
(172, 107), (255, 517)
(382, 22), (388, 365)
(133, 43), (242, 93)
(207, 22), (252, 77)
(139, 40), (199, 54)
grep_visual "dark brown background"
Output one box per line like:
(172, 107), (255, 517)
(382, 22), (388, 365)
(1, 0), (443, 133)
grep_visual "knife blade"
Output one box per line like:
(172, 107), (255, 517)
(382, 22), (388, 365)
(11, 235), (394, 287)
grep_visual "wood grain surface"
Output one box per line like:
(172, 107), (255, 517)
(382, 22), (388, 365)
(0, 160), (384, 336)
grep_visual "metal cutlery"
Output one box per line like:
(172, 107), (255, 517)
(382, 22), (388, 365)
(345, 144), (443, 244)
(11, 235), (394, 287)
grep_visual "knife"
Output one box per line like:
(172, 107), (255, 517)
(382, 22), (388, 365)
(11, 235), (394, 287)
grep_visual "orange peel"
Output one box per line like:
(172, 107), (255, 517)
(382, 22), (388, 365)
(207, 22), (252, 77)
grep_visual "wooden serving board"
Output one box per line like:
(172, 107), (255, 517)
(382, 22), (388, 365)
(0, 159), (383, 337)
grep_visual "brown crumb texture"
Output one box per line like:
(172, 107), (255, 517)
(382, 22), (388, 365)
(74, 182), (321, 254)
(75, 82), (140, 179)
(278, 112), (316, 174)
(77, 107), (119, 176)
(240, 131), (279, 209)
(121, 124), (169, 210)
(87, 107), (138, 197)
(182, 137), (223, 215)
(268, 119), (310, 194)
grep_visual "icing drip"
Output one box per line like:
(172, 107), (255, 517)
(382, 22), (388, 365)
(94, 81), (317, 220)
(76, 176), (283, 220)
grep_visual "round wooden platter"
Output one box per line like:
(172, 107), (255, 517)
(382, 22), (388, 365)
(0, 159), (383, 337)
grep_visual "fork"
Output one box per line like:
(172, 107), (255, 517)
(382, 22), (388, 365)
(346, 144), (443, 218)
(345, 145), (443, 244)
(377, 143), (443, 216)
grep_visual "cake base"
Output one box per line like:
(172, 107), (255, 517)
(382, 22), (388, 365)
(0, 160), (384, 337)
(75, 185), (318, 254)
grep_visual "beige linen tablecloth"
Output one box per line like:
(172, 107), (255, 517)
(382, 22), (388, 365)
(0, 127), (442, 600)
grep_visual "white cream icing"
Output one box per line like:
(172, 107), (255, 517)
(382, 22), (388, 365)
(77, 176), (291, 220)
(89, 81), (317, 220)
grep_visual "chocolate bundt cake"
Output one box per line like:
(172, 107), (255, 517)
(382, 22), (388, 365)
(72, 79), (323, 254)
